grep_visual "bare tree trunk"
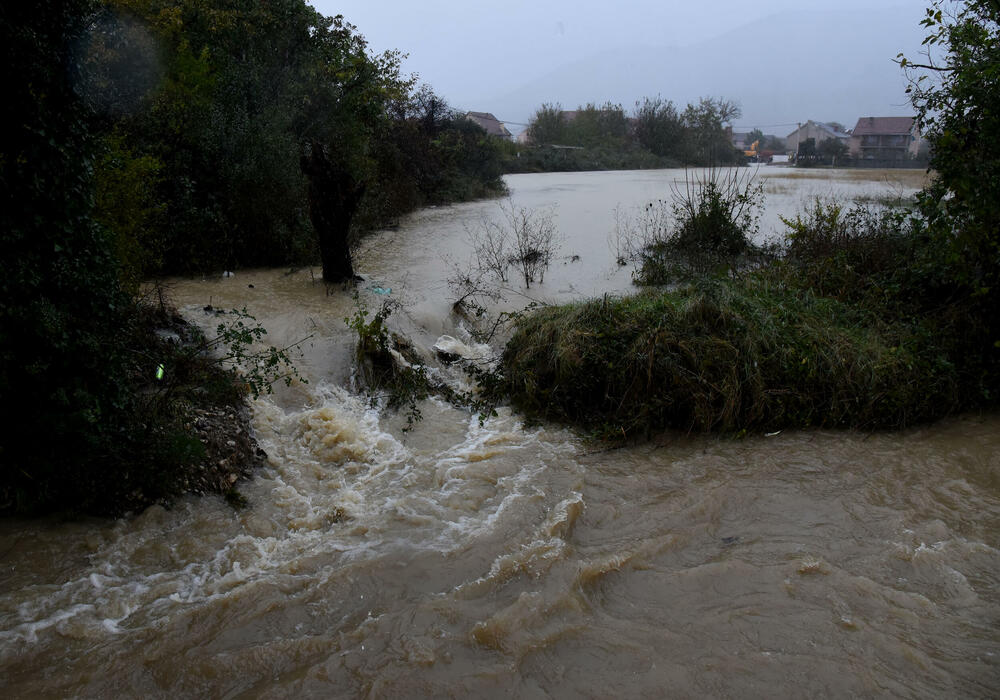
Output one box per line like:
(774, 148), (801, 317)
(300, 141), (366, 283)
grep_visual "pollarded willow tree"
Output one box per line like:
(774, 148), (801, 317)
(296, 13), (412, 282)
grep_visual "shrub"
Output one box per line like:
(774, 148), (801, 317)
(628, 168), (766, 284)
(346, 297), (438, 428)
(462, 199), (560, 289)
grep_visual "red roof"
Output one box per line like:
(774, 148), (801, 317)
(852, 116), (916, 136)
(466, 111), (511, 138)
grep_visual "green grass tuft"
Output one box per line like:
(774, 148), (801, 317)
(502, 277), (972, 436)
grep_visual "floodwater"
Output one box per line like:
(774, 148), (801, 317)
(3, 168), (999, 698)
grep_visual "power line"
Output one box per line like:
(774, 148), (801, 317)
(733, 123), (801, 129)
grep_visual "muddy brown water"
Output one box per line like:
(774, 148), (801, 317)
(3, 169), (998, 698)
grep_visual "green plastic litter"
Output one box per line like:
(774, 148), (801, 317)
(155, 363), (165, 380)
(372, 286), (391, 295)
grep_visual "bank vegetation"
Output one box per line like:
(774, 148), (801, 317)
(496, 1), (999, 438)
(0, 0), (506, 515)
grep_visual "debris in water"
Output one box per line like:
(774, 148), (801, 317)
(797, 556), (828, 575)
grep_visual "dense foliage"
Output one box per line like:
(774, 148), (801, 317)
(515, 96), (742, 171)
(498, 1), (999, 437)
(901, 0), (1000, 308)
(1, 0), (135, 511)
(83, 0), (506, 279)
(0, 0), (505, 513)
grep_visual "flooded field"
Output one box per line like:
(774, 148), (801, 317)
(4, 167), (997, 699)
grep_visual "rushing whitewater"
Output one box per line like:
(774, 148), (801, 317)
(1, 169), (998, 697)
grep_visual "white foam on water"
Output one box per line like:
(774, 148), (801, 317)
(0, 380), (581, 654)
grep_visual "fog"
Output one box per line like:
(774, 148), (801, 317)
(310, 0), (929, 136)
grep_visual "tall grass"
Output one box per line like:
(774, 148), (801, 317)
(496, 192), (997, 437)
(502, 278), (962, 436)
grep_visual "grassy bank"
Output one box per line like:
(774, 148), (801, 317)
(497, 187), (998, 438)
(503, 279), (972, 436)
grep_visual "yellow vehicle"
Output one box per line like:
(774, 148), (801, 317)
(743, 139), (760, 159)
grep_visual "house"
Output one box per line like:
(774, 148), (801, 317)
(465, 111), (513, 141)
(785, 121), (851, 155)
(731, 131), (751, 149)
(849, 117), (925, 161)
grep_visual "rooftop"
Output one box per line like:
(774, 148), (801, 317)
(466, 111), (512, 138)
(851, 116), (916, 136)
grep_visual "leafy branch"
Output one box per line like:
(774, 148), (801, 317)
(202, 308), (310, 399)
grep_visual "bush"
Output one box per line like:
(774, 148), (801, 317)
(774, 201), (920, 308)
(627, 168), (766, 284)
(346, 298), (439, 429)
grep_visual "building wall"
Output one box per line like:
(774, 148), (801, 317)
(786, 121), (849, 153)
(849, 129), (922, 160)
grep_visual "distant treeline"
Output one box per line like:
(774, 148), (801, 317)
(507, 97), (744, 172)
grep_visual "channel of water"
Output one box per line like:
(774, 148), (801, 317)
(2, 168), (997, 697)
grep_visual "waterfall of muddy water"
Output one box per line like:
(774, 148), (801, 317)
(3, 169), (998, 697)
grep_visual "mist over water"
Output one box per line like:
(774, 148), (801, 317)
(2, 169), (997, 697)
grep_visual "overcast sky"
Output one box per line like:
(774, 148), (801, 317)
(309, 0), (931, 135)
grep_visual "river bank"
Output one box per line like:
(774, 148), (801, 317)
(0, 304), (268, 517)
(497, 189), (997, 437)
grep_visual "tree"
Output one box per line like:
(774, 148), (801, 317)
(526, 103), (566, 145)
(632, 96), (683, 158)
(564, 101), (629, 149)
(796, 137), (818, 164)
(818, 137), (848, 164)
(745, 128), (765, 148)
(300, 140), (367, 281)
(85, 2), (426, 282)
(681, 97), (742, 165)
(763, 134), (786, 151)
(898, 1), (1000, 297)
